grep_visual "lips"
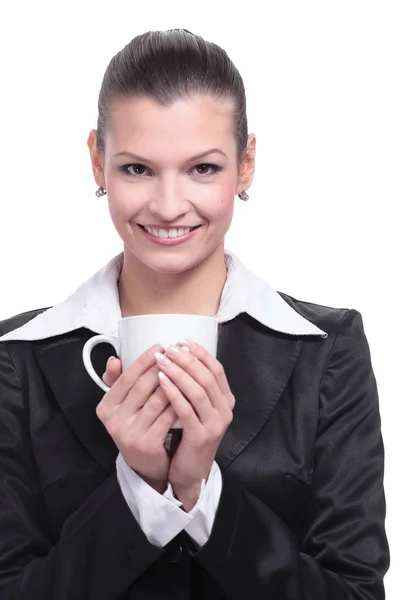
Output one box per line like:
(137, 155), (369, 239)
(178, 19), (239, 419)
(137, 223), (202, 245)
(138, 225), (201, 230)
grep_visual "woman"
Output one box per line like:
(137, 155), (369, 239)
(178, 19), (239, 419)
(0, 28), (389, 599)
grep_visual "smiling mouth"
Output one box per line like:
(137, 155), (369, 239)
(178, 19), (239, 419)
(137, 223), (201, 239)
(137, 224), (201, 230)
(137, 223), (203, 243)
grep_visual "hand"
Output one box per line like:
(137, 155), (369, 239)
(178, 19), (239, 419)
(96, 345), (178, 494)
(155, 341), (235, 510)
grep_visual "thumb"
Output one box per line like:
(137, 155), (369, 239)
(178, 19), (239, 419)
(102, 356), (122, 388)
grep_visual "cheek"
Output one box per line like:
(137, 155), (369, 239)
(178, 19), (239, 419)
(105, 185), (138, 221)
(213, 186), (235, 219)
(107, 197), (124, 223)
(196, 184), (235, 230)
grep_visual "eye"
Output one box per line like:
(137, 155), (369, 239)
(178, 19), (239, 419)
(192, 163), (223, 176)
(119, 163), (150, 176)
(118, 162), (223, 178)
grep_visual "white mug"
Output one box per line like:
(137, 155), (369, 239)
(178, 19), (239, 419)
(82, 313), (219, 429)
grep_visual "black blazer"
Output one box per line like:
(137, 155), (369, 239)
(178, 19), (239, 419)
(0, 295), (389, 599)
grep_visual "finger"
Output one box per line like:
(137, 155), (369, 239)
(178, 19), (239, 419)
(106, 363), (161, 423)
(136, 387), (171, 429)
(178, 340), (233, 401)
(160, 348), (224, 418)
(108, 384), (177, 445)
(100, 343), (164, 409)
(102, 357), (122, 388)
(145, 403), (179, 442)
(158, 372), (201, 436)
(115, 379), (168, 429)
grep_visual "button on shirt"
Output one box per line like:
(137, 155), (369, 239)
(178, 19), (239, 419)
(0, 249), (327, 549)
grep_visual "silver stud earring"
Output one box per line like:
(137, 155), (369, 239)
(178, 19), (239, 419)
(95, 186), (107, 197)
(238, 190), (249, 202)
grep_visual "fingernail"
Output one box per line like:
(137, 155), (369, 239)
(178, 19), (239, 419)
(106, 356), (117, 369)
(165, 345), (180, 356)
(154, 351), (172, 365)
(163, 343), (188, 352)
(158, 371), (172, 385)
(150, 343), (163, 353)
(180, 338), (196, 349)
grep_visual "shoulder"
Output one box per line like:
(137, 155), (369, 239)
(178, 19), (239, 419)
(0, 307), (51, 337)
(277, 290), (362, 337)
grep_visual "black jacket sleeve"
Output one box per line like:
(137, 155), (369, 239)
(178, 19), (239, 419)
(0, 343), (165, 600)
(187, 309), (390, 599)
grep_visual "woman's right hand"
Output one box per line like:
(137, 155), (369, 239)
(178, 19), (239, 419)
(96, 344), (178, 494)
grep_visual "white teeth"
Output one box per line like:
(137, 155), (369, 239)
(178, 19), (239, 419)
(144, 226), (193, 239)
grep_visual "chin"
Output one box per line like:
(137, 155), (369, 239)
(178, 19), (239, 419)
(121, 226), (222, 274)
(141, 254), (201, 275)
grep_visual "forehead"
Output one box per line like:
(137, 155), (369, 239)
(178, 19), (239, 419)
(105, 94), (236, 155)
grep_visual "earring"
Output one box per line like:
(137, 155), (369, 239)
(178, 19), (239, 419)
(95, 186), (107, 197)
(238, 190), (249, 201)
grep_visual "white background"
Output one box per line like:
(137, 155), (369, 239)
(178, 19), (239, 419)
(0, 0), (398, 595)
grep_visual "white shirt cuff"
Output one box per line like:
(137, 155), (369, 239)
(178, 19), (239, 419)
(115, 453), (222, 549)
(182, 460), (222, 547)
(116, 453), (192, 547)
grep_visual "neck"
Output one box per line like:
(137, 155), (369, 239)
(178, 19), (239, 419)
(117, 244), (228, 318)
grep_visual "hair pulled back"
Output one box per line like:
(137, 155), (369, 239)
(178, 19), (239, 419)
(96, 29), (248, 162)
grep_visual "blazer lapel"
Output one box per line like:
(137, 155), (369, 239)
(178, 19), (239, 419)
(36, 330), (119, 475)
(216, 314), (303, 471)
(35, 316), (303, 477)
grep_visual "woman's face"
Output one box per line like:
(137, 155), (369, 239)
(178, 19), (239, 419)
(88, 93), (255, 275)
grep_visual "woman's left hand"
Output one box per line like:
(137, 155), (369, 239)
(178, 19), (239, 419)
(154, 341), (235, 511)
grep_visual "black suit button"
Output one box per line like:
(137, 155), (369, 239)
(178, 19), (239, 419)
(166, 543), (183, 563)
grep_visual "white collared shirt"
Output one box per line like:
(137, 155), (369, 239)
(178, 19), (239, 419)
(0, 249), (327, 549)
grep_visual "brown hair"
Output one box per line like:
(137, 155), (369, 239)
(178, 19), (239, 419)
(95, 29), (248, 163)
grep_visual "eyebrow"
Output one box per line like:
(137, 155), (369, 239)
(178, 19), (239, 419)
(112, 148), (228, 163)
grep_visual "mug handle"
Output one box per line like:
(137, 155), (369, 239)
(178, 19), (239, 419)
(82, 334), (121, 393)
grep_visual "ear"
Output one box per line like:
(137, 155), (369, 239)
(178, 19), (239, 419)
(87, 129), (106, 189)
(235, 134), (256, 195)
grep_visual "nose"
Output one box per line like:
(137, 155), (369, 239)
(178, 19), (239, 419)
(148, 176), (189, 222)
